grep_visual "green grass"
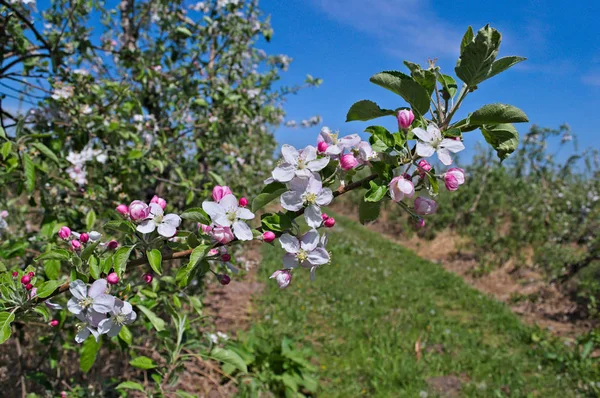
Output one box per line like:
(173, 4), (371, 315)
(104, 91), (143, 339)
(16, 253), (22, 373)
(251, 213), (582, 397)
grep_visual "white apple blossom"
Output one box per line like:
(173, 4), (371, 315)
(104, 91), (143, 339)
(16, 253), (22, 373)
(279, 230), (330, 275)
(137, 203), (182, 238)
(272, 144), (329, 183)
(202, 194), (255, 241)
(317, 126), (361, 156)
(412, 124), (464, 166)
(280, 176), (333, 228)
(67, 279), (115, 315)
(74, 310), (104, 343)
(98, 299), (137, 337)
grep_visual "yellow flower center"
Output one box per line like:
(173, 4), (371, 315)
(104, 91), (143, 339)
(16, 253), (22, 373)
(304, 192), (317, 205)
(296, 250), (308, 262)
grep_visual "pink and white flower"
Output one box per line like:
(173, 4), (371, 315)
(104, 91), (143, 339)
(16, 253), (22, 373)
(202, 194), (255, 241)
(270, 269), (292, 289)
(150, 195), (167, 209)
(280, 176), (333, 228)
(272, 144), (329, 182)
(211, 226), (235, 244)
(212, 186), (233, 202)
(67, 279), (115, 316)
(136, 203), (182, 237)
(97, 298), (137, 337)
(129, 200), (150, 221)
(279, 229), (330, 272)
(414, 197), (438, 215)
(412, 124), (464, 165)
(444, 168), (465, 191)
(389, 175), (415, 202)
(317, 126), (361, 156)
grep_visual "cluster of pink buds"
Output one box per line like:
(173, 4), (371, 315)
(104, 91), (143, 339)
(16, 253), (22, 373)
(322, 213), (335, 228)
(21, 272), (34, 290)
(58, 226), (110, 251)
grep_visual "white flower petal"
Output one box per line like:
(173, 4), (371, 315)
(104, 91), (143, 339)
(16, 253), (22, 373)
(136, 219), (156, 234)
(398, 179), (415, 198)
(316, 188), (333, 206)
(279, 234), (300, 253)
(67, 298), (83, 315)
(300, 229), (319, 251)
(149, 203), (163, 217)
(412, 127), (435, 143)
(75, 328), (90, 343)
(304, 205), (323, 229)
(107, 324), (122, 337)
(310, 266), (317, 281)
(308, 247), (330, 265)
(202, 201), (225, 219)
(416, 141), (436, 158)
(281, 144), (299, 165)
(294, 168), (313, 179)
(289, 176), (309, 192)
(157, 222), (177, 237)
(92, 294), (115, 314)
(325, 145), (342, 155)
(232, 220), (253, 241)
(272, 163), (296, 182)
(214, 214), (233, 227)
(283, 253), (298, 269)
(163, 214), (182, 227)
(88, 279), (107, 298)
(236, 207), (255, 220)
(339, 134), (361, 148)
(307, 156), (329, 172)
(219, 194), (238, 211)
(437, 148), (453, 166)
(280, 191), (304, 211)
(440, 138), (465, 153)
(301, 145), (317, 162)
(306, 177), (323, 194)
(98, 318), (114, 335)
(69, 280), (87, 300)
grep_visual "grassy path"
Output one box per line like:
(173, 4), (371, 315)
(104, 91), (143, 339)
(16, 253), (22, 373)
(252, 213), (579, 397)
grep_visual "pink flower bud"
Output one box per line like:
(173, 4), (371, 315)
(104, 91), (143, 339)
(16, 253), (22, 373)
(218, 274), (231, 285)
(21, 275), (31, 285)
(0, 210), (7, 218)
(208, 248), (219, 256)
(414, 197), (438, 215)
(416, 218), (426, 229)
(221, 253), (231, 262)
(107, 272), (119, 285)
(25, 283), (33, 291)
(444, 168), (465, 191)
(150, 195), (167, 210)
(199, 224), (212, 234)
(143, 273), (153, 284)
(212, 226), (234, 244)
(12, 271), (18, 278)
(397, 109), (414, 129)
(116, 204), (129, 215)
(107, 240), (119, 250)
(340, 153), (358, 170)
(321, 213), (330, 220)
(417, 159), (432, 174)
(79, 233), (89, 243)
(270, 269), (292, 289)
(71, 240), (81, 251)
(389, 176), (415, 202)
(50, 319), (59, 327)
(28, 271), (35, 277)
(317, 141), (328, 153)
(324, 217), (336, 228)
(263, 231), (276, 243)
(212, 185), (233, 202)
(58, 226), (71, 240)
(239, 197), (249, 207)
(129, 200), (150, 221)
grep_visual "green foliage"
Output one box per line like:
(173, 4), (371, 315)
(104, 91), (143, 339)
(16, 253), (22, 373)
(345, 100), (397, 122)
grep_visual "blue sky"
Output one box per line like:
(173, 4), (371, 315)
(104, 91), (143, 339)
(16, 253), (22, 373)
(261, 0), (600, 159)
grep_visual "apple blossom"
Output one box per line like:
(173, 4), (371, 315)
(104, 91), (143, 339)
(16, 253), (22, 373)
(88, 231), (102, 241)
(397, 109), (414, 129)
(444, 168), (465, 191)
(107, 272), (119, 285)
(50, 320), (59, 327)
(317, 126), (361, 156)
(414, 197), (438, 215)
(12, 271), (17, 278)
(98, 299), (137, 337)
(324, 217), (336, 228)
(79, 233), (89, 243)
(74, 311), (104, 343)
(202, 194), (255, 241)
(417, 159), (432, 174)
(28, 271), (35, 277)
(71, 240), (81, 251)
(200, 223), (212, 234)
(239, 197), (249, 207)
(270, 269), (292, 289)
(137, 203), (182, 238)
(116, 204), (129, 215)
(25, 283), (33, 291)
(211, 225), (235, 244)
(413, 124), (465, 166)
(107, 240), (119, 250)
(340, 153), (359, 170)
(272, 144), (329, 182)
(389, 175), (414, 202)
(150, 195), (167, 209)
(0, 210), (7, 218)
(416, 218), (426, 229)
(263, 231), (276, 242)
(67, 279), (115, 315)
(280, 176), (333, 228)
(21, 275), (30, 284)
(58, 226), (71, 240)
(129, 200), (150, 221)
(317, 141), (328, 153)
(279, 229), (330, 271)
(356, 141), (376, 164)
(212, 185), (233, 202)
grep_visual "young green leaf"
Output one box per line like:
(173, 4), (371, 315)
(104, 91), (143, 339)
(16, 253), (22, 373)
(369, 71), (431, 115)
(31, 142), (60, 165)
(180, 207), (210, 224)
(480, 123), (520, 161)
(35, 280), (63, 298)
(345, 100), (396, 122)
(210, 347), (248, 373)
(113, 245), (135, 276)
(116, 381), (145, 392)
(487, 56), (527, 80)
(22, 153), (35, 193)
(252, 182), (287, 212)
(455, 24), (501, 87)
(130, 356), (157, 370)
(80, 337), (102, 372)
(469, 103), (528, 125)
(136, 305), (166, 332)
(364, 181), (388, 202)
(146, 249), (163, 275)
(359, 198), (381, 224)
(0, 312), (15, 344)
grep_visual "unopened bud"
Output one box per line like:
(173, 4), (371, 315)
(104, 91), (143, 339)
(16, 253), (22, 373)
(324, 217), (336, 228)
(262, 231), (276, 243)
(107, 272), (119, 285)
(239, 197), (249, 207)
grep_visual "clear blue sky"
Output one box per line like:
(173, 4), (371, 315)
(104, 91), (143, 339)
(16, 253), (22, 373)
(261, 0), (600, 159)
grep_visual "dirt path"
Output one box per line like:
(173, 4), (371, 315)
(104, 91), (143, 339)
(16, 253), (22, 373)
(331, 203), (593, 337)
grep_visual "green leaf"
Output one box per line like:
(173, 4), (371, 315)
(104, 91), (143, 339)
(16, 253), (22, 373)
(116, 381), (145, 392)
(460, 26), (475, 53)
(127, 149), (143, 160)
(455, 24), (502, 87)
(487, 56), (527, 80)
(0, 312), (15, 344)
(364, 181), (388, 203)
(22, 153), (35, 193)
(469, 103), (528, 125)
(1, 142), (11, 159)
(180, 207), (210, 224)
(345, 100), (396, 122)
(437, 73), (458, 99)
(113, 246), (135, 277)
(176, 245), (210, 287)
(359, 199), (381, 224)
(427, 173), (440, 196)
(261, 212), (292, 232)
(176, 26), (192, 37)
(118, 325), (133, 345)
(35, 280), (62, 298)
(31, 142), (60, 165)
(252, 182), (287, 212)
(147, 249), (162, 275)
(86, 210), (96, 231)
(0, 126), (5, 139)
(369, 71), (431, 115)
(80, 337), (102, 372)
(404, 61), (437, 95)
(44, 260), (60, 280)
(480, 123), (520, 161)
(136, 305), (166, 332)
(36, 249), (70, 262)
(89, 256), (101, 280)
(81, 241), (100, 262)
(365, 126), (394, 149)
(103, 219), (136, 234)
(210, 347), (248, 373)
(208, 171), (225, 186)
(130, 356), (157, 370)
